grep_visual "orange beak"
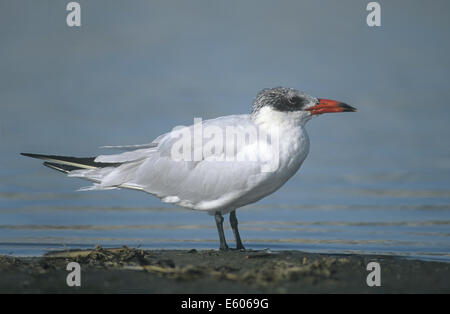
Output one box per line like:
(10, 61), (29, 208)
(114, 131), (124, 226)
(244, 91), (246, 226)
(307, 98), (357, 115)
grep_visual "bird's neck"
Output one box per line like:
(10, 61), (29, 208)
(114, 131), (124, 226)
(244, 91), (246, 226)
(251, 106), (310, 132)
(251, 106), (310, 177)
(252, 105), (310, 160)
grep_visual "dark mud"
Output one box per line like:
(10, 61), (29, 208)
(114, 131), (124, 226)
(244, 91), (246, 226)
(0, 246), (449, 293)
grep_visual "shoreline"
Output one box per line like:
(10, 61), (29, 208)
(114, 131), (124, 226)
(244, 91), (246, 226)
(0, 246), (449, 293)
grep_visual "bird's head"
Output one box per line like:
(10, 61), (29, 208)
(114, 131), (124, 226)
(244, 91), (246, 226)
(251, 87), (357, 124)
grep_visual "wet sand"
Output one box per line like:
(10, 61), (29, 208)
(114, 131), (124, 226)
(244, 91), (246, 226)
(0, 246), (448, 293)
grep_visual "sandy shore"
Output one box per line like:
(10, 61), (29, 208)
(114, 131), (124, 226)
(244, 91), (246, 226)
(0, 246), (448, 293)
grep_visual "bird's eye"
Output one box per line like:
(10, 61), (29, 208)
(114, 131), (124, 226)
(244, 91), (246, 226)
(289, 95), (305, 106)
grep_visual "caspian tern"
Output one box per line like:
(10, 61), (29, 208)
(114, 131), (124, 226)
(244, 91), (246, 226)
(21, 87), (356, 250)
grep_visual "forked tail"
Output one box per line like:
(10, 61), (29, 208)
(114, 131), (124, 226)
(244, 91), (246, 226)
(20, 152), (146, 192)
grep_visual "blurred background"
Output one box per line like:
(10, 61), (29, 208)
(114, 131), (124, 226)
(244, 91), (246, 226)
(1, 0), (449, 260)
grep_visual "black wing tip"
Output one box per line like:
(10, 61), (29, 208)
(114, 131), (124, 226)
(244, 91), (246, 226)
(21, 152), (37, 158)
(21, 152), (122, 168)
(21, 152), (55, 159)
(21, 152), (60, 159)
(21, 152), (59, 161)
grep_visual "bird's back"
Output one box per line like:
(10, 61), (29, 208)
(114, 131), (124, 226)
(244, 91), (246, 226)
(68, 113), (309, 213)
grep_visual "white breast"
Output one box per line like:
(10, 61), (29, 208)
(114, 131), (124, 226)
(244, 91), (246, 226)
(81, 108), (311, 214)
(222, 107), (310, 211)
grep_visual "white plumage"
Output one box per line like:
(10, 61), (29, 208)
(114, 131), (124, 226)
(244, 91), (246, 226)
(22, 87), (356, 250)
(69, 110), (310, 215)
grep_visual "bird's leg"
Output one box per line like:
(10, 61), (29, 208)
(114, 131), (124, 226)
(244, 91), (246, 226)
(229, 210), (245, 250)
(214, 211), (229, 251)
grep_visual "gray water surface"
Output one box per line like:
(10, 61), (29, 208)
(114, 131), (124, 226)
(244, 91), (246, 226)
(1, 1), (449, 261)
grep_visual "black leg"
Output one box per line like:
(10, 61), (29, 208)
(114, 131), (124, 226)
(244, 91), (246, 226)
(214, 211), (228, 250)
(230, 210), (245, 250)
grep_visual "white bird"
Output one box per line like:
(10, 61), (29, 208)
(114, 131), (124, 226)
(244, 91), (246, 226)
(21, 87), (356, 250)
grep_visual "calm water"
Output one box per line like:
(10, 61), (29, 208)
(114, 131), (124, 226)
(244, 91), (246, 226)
(1, 1), (449, 261)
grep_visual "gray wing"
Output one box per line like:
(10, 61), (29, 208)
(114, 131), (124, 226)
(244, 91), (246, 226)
(133, 114), (277, 211)
(74, 114), (277, 211)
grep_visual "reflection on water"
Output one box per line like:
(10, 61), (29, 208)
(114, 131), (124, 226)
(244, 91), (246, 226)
(1, 1), (450, 261)
(1, 194), (449, 261)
